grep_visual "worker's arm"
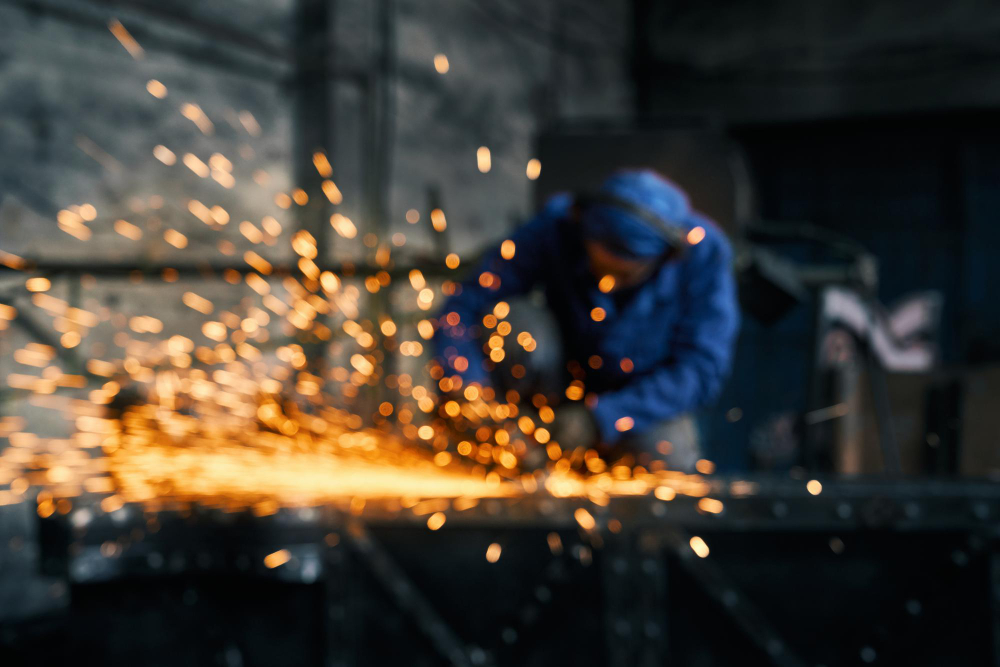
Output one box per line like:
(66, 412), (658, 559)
(434, 194), (571, 385)
(590, 232), (740, 444)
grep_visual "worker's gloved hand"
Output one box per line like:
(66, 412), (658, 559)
(548, 403), (600, 450)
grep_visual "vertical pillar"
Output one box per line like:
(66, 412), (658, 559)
(292, 0), (332, 376)
(293, 0), (333, 262)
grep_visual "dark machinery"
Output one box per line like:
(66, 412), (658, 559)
(3, 477), (998, 666)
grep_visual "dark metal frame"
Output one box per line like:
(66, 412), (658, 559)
(25, 477), (1000, 665)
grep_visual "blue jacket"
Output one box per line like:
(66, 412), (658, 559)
(435, 193), (740, 444)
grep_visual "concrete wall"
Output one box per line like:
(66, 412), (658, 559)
(0, 0), (633, 620)
(337, 0), (632, 256)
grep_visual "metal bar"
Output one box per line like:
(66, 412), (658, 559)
(0, 258), (457, 279)
(341, 519), (482, 667)
(2, 0), (370, 84)
(992, 551), (1000, 667)
(601, 530), (637, 666)
(372, 0), (396, 237)
(653, 525), (808, 667)
(85, 0), (289, 59)
(357, 0), (397, 417)
(293, 0), (333, 257)
(866, 348), (903, 475)
(635, 530), (668, 666)
(291, 0), (333, 375)
(803, 289), (831, 470)
(322, 520), (353, 667)
(1, 0), (289, 81)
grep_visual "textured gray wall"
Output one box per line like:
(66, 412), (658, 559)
(1, 0), (631, 261)
(0, 0), (632, 621)
(0, 0), (296, 264)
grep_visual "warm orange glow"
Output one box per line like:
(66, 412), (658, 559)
(312, 151), (332, 178)
(590, 307), (606, 322)
(153, 145), (176, 165)
(695, 459), (716, 475)
(434, 53), (450, 73)
(164, 229), (188, 249)
(0, 250), (26, 270)
(182, 292), (213, 314)
(654, 486), (676, 501)
(261, 216), (281, 236)
(430, 208), (447, 232)
(614, 416), (634, 432)
(180, 103), (214, 135)
(239, 110), (261, 136)
(321, 180), (343, 204)
(77, 204), (96, 221)
(330, 214), (357, 239)
(687, 226), (706, 245)
(320, 271), (340, 293)
(114, 219), (142, 240)
(146, 79), (167, 98)
(574, 508), (596, 531)
(417, 320), (435, 339)
(108, 19), (144, 59)
(209, 153), (232, 173)
(201, 321), (227, 341)
(406, 270), (426, 292)
(526, 158), (541, 180)
(264, 549), (291, 569)
(9, 92), (727, 529)
(26, 278), (50, 292)
(427, 512), (446, 530)
(243, 251), (272, 275)
(697, 497), (724, 514)
(477, 146), (491, 173)
(690, 536), (710, 558)
(183, 153), (209, 177)
(60, 331), (81, 348)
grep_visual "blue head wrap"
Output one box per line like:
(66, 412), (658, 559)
(580, 169), (692, 259)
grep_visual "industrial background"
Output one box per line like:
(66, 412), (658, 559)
(2, 0), (1000, 665)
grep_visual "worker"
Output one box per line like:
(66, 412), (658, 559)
(434, 169), (740, 471)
